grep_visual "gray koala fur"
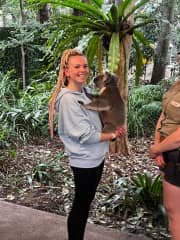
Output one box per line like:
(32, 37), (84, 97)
(81, 71), (125, 133)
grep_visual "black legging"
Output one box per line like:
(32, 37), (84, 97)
(67, 161), (104, 240)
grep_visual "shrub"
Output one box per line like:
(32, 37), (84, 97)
(103, 173), (167, 233)
(0, 71), (53, 148)
(128, 84), (165, 137)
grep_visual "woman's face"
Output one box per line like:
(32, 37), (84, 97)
(65, 55), (89, 85)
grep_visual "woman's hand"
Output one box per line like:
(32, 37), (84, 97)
(154, 154), (165, 167)
(149, 144), (165, 167)
(149, 144), (159, 158)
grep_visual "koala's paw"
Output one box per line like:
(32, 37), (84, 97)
(115, 125), (127, 137)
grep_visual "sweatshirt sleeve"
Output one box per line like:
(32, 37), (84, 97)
(58, 94), (101, 144)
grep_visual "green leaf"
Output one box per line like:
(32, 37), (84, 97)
(46, 0), (106, 21)
(124, 0), (150, 20)
(108, 33), (120, 73)
(58, 14), (106, 30)
(110, 4), (119, 31)
(86, 34), (101, 69)
(97, 36), (103, 73)
(118, 0), (133, 17)
(90, 0), (103, 8)
(134, 30), (148, 46)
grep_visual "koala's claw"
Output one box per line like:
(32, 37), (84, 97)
(115, 125), (127, 137)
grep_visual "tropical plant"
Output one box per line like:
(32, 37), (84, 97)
(127, 84), (165, 137)
(131, 173), (163, 210)
(30, 151), (64, 184)
(0, 71), (51, 147)
(103, 172), (167, 236)
(104, 176), (136, 219)
(5, 88), (50, 141)
(28, 0), (155, 154)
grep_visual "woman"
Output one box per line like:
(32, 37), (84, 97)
(149, 79), (180, 240)
(49, 49), (125, 240)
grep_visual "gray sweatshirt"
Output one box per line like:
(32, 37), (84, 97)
(55, 87), (109, 168)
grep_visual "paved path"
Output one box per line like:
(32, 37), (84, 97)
(0, 200), (151, 240)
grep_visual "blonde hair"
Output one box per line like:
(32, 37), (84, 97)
(49, 48), (84, 139)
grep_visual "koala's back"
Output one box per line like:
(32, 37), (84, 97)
(100, 86), (125, 132)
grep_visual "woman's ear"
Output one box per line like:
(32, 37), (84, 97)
(64, 67), (69, 77)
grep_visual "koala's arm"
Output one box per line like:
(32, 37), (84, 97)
(83, 98), (111, 111)
(83, 87), (99, 100)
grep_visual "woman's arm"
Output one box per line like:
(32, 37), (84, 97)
(154, 112), (164, 144)
(150, 112), (165, 166)
(100, 125), (127, 142)
(150, 127), (180, 158)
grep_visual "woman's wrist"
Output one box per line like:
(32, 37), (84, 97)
(111, 133), (116, 140)
(100, 132), (117, 142)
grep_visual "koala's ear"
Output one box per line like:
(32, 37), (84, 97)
(105, 71), (110, 77)
(113, 74), (119, 82)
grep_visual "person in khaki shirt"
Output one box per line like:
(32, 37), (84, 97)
(150, 79), (180, 240)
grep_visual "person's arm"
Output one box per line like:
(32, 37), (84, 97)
(150, 127), (180, 158)
(100, 132), (117, 141)
(100, 124), (127, 142)
(150, 112), (165, 167)
(59, 95), (126, 144)
(154, 112), (164, 144)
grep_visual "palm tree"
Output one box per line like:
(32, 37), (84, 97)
(29, 0), (154, 154)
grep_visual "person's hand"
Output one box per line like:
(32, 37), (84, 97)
(115, 125), (127, 137)
(154, 154), (165, 167)
(149, 144), (165, 167)
(149, 144), (160, 158)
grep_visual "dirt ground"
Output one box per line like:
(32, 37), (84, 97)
(0, 136), (169, 239)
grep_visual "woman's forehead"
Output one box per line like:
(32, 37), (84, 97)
(68, 55), (87, 64)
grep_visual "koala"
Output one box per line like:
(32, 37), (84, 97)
(81, 71), (125, 133)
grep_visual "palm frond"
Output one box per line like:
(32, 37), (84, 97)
(97, 37), (103, 74)
(108, 32), (120, 73)
(133, 36), (143, 86)
(57, 0), (107, 21)
(49, 28), (89, 63)
(86, 34), (102, 69)
(90, 0), (103, 8)
(118, 0), (133, 17)
(110, 4), (119, 32)
(134, 30), (148, 46)
(124, 0), (150, 20)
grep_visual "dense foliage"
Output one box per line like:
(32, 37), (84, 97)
(0, 0), (179, 239)
(0, 71), (53, 148)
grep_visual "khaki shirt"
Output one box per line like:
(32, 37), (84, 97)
(159, 80), (180, 138)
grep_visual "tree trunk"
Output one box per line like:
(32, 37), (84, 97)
(21, 45), (26, 89)
(151, 0), (176, 84)
(109, 3), (134, 155)
(37, 4), (49, 23)
(19, 0), (26, 89)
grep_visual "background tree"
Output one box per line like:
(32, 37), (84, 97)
(151, 0), (176, 84)
(37, 4), (49, 23)
(29, 0), (154, 154)
(19, 0), (26, 89)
